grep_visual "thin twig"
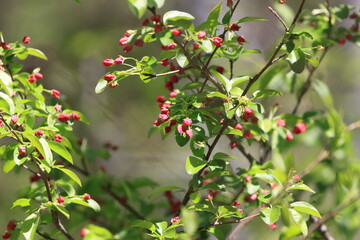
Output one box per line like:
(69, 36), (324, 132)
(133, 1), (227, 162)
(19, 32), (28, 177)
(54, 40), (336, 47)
(36, 230), (56, 240)
(200, 212), (260, 230)
(268, 6), (289, 31)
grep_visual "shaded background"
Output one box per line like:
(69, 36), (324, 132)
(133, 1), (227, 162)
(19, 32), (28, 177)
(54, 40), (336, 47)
(1, 0), (359, 239)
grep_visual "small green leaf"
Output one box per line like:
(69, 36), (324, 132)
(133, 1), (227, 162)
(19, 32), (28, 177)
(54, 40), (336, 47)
(252, 89), (283, 99)
(190, 192), (201, 203)
(131, 220), (156, 232)
(127, 0), (147, 18)
(163, 10), (195, 24)
(48, 141), (73, 164)
(231, 76), (250, 87)
(207, 2), (222, 22)
(213, 152), (237, 160)
(12, 198), (32, 209)
(22, 212), (39, 240)
(26, 48), (48, 60)
(236, 17), (268, 24)
(0, 92), (15, 114)
(181, 208), (199, 237)
(287, 183), (315, 193)
(227, 129), (243, 136)
(95, 79), (109, 94)
(260, 207), (281, 225)
(290, 201), (321, 218)
(0, 71), (14, 95)
(207, 92), (227, 99)
(286, 48), (306, 74)
(68, 198), (100, 212)
(56, 167), (82, 187)
(210, 69), (231, 92)
(186, 156), (207, 174)
(53, 203), (70, 218)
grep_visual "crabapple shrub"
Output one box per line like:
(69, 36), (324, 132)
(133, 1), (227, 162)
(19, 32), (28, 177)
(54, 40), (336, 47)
(1, 0), (360, 240)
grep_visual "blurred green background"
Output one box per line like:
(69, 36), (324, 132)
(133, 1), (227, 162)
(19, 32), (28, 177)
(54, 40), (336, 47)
(1, 0), (359, 239)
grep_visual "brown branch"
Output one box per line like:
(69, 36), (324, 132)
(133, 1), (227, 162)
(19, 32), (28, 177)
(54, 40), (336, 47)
(200, 212), (260, 230)
(241, 0), (306, 97)
(268, 6), (289, 31)
(298, 150), (329, 179)
(142, 67), (192, 80)
(103, 186), (145, 220)
(36, 230), (56, 240)
(180, 119), (231, 208)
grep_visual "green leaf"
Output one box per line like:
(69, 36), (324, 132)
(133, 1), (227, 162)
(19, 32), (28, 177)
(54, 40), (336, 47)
(181, 208), (199, 237)
(210, 69), (231, 92)
(48, 141), (73, 164)
(26, 48), (48, 60)
(213, 152), (237, 160)
(287, 183), (315, 193)
(12, 198), (32, 209)
(84, 224), (113, 240)
(175, 51), (188, 68)
(56, 167), (82, 187)
(148, 185), (185, 199)
(236, 17), (268, 24)
(198, 39), (213, 53)
(190, 192), (201, 203)
(207, 2), (222, 22)
(131, 220), (156, 232)
(227, 129), (243, 136)
(0, 92), (15, 114)
(231, 76), (250, 87)
(290, 201), (321, 218)
(95, 79), (108, 94)
(252, 89), (283, 99)
(260, 207), (281, 225)
(127, 0), (147, 19)
(21, 212), (39, 240)
(207, 91), (227, 99)
(289, 209), (308, 236)
(222, 10), (231, 24)
(207, 227), (226, 240)
(68, 198), (101, 212)
(0, 71), (14, 95)
(53, 203), (70, 219)
(186, 156), (207, 174)
(22, 132), (52, 170)
(163, 10), (195, 24)
(286, 48), (306, 74)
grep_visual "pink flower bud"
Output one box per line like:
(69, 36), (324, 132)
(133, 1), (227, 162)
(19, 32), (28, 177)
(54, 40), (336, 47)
(276, 120), (286, 127)
(293, 122), (306, 134)
(102, 59), (114, 67)
(54, 104), (62, 111)
(171, 216), (180, 224)
(185, 129), (193, 138)
(23, 36), (31, 44)
(28, 74), (36, 83)
(71, 113), (81, 121)
(197, 31), (206, 39)
(183, 118), (192, 125)
(119, 37), (128, 46)
(234, 123), (243, 130)
(55, 134), (63, 143)
(177, 124), (186, 134)
(212, 37), (223, 47)
(58, 113), (71, 122)
(34, 130), (43, 136)
(34, 73), (43, 80)
(114, 57), (124, 64)
(51, 89), (61, 99)
(104, 74), (115, 82)
(11, 115), (18, 125)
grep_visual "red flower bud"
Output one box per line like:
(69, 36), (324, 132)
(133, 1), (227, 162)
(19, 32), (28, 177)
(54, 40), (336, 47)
(28, 74), (36, 83)
(7, 221), (16, 231)
(23, 36), (31, 44)
(34, 73), (43, 80)
(293, 122), (306, 134)
(55, 134), (63, 143)
(104, 74), (115, 82)
(11, 115), (18, 125)
(51, 89), (61, 99)
(197, 31), (206, 39)
(216, 66), (224, 74)
(244, 131), (253, 139)
(134, 39), (144, 47)
(182, 118), (192, 125)
(171, 29), (182, 36)
(57, 196), (65, 204)
(119, 37), (128, 46)
(114, 57), (124, 64)
(171, 216), (180, 223)
(58, 113), (71, 122)
(34, 130), (43, 136)
(234, 123), (243, 130)
(83, 193), (91, 201)
(71, 112), (81, 121)
(212, 37), (223, 47)
(123, 45), (133, 53)
(237, 35), (246, 44)
(102, 59), (114, 66)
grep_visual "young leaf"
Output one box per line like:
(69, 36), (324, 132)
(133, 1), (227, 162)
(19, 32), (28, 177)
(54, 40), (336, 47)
(290, 201), (322, 218)
(0, 92), (15, 114)
(210, 69), (231, 92)
(260, 207), (281, 225)
(236, 17), (268, 24)
(12, 198), (32, 209)
(21, 212), (39, 240)
(287, 183), (316, 193)
(131, 220), (156, 232)
(26, 48), (48, 60)
(186, 156), (207, 174)
(55, 167), (82, 187)
(48, 141), (73, 164)
(127, 0), (147, 19)
(0, 71), (14, 95)
(163, 10), (195, 24)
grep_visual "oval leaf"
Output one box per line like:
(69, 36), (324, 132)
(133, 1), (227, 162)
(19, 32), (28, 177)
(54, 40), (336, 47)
(163, 10), (195, 24)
